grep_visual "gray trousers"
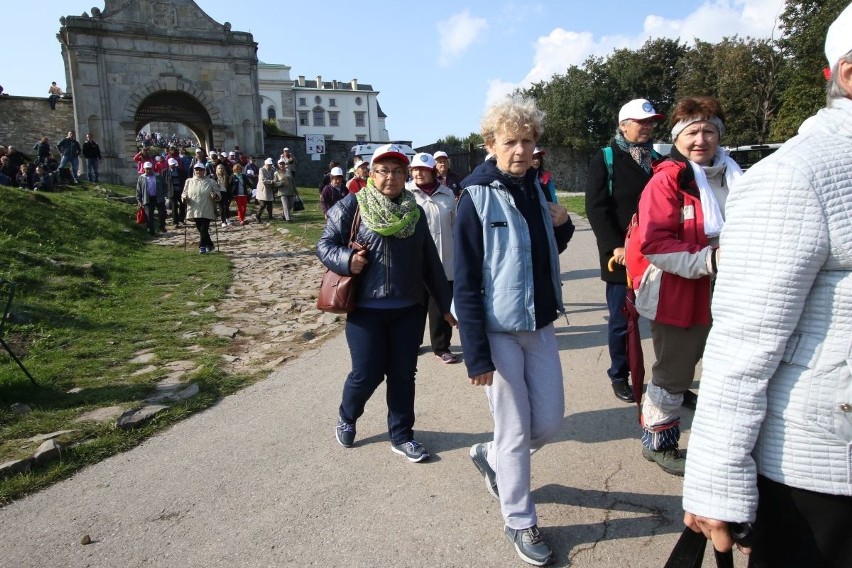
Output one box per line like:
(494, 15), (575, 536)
(484, 324), (565, 530)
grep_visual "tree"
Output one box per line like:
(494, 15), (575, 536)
(772, 0), (848, 139)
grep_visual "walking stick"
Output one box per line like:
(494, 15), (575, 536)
(183, 222), (187, 252)
(214, 220), (219, 252)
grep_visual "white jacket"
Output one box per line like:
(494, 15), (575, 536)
(407, 182), (456, 281)
(683, 98), (852, 522)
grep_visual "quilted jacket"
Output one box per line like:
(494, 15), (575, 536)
(683, 98), (852, 523)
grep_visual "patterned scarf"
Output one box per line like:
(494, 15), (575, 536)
(615, 131), (654, 174)
(355, 180), (420, 238)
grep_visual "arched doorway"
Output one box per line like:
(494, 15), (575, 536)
(134, 91), (213, 149)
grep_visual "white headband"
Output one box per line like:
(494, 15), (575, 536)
(671, 116), (725, 141)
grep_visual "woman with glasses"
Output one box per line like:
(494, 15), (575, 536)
(317, 144), (455, 464)
(585, 98), (665, 404)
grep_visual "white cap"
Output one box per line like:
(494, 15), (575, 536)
(192, 162), (206, 169)
(155, 155), (162, 160)
(618, 98), (664, 123)
(283, 147), (290, 152)
(264, 158), (274, 165)
(411, 152), (436, 169)
(433, 151), (449, 160)
(277, 158), (287, 164)
(330, 167), (345, 177)
(371, 143), (410, 166)
(825, 3), (852, 67)
(210, 151), (218, 157)
(533, 147), (545, 156)
(195, 148), (203, 153)
(228, 151), (235, 157)
(167, 158), (178, 166)
(143, 161), (153, 169)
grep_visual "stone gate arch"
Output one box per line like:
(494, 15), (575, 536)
(58, 0), (261, 185)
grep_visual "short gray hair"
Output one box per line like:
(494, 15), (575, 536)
(827, 50), (852, 106)
(480, 95), (545, 145)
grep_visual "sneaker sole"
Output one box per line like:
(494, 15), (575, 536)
(469, 445), (499, 500)
(391, 445), (429, 463)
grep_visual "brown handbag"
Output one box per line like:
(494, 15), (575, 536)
(316, 207), (362, 313)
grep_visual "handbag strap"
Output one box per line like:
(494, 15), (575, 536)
(348, 205), (361, 247)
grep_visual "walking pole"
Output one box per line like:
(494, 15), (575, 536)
(214, 220), (219, 252)
(183, 222), (187, 252)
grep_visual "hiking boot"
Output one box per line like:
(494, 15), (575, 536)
(391, 440), (429, 463)
(335, 418), (355, 448)
(642, 446), (686, 476)
(469, 443), (499, 499)
(611, 379), (634, 403)
(682, 390), (698, 410)
(505, 525), (554, 566)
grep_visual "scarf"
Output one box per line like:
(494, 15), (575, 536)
(615, 131), (654, 174)
(355, 180), (420, 238)
(686, 153), (742, 238)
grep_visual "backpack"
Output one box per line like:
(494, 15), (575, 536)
(602, 146), (662, 196)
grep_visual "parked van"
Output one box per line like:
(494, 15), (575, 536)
(725, 143), (782, 170)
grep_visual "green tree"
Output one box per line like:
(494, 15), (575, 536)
(772, 0), (848, 139)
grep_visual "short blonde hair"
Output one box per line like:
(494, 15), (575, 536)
(480, 95), (545, 145)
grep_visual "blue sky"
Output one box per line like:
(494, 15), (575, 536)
(3, 0), (786, 147)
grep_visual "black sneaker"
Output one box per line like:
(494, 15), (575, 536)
(611, 379), (634, 403)
(335, 418), (355, 448)
(391, 440), (429, 463)
(505, 525), (554, 566)
(682, 390), (698, 410)
(469, 443), (499, 499)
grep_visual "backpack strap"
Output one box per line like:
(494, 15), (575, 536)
(602, 146), (614, 196)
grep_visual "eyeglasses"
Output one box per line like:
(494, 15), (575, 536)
(373, 168), (406, 178)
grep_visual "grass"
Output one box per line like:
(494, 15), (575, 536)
(0, 182), (332, 504)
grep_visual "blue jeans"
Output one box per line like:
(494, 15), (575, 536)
(86, 158), (99, 182)
(340, 304), (422, 445)
(58, 155), (79, 181)
(605, 282), (629, 382)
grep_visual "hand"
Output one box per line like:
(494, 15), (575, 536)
(612, 246), (626, 265)
(349, 249), (368, 274)
(683, 512), (749, 555)
(469, 371), (493, 386)
(547, 202), (569, 227)
(443, 313), (457, 327)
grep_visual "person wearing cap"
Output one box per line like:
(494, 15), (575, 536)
(254, 158), (276, 223)
(530, 148), (556, 203)
(433, 151), (462, 197)
(135, 160), (167, 235)
(585, 98), (666, 404)
(164, 156), (188, 227)
(153, 154), (168, 175)
(346, 160), (369, 194)
(682, 6), (852, 564)
(274, 158), (297, 221)
(629, 96), (743, 477)
(182, 163), (220, 253)
(319, 166), (348, 216)
(318, 160), (341, 192)
(454, 95), (573, 567)
(280, 147), (297, 183)
(317, 143), (454, 464)
(228, 162), (251, 225)
(133, 146), (153, 174)
(406, 152), (459, 364)
(82, 133), (101, 183)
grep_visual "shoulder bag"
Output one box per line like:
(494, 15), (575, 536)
(316, 206), (362, 313)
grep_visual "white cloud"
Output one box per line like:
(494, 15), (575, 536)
(437, 10), (489, 67)
(491, 0), (785, 98)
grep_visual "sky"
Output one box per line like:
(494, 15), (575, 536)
(2, 0), (787, 148)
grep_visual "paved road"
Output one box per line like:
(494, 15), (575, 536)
(0, 217), (742, 567)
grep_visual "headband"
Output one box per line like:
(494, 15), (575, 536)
(671, 116), (725, 141)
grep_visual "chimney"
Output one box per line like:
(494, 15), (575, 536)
(298, 75), (305, 86)
(332, 80), (338, 89)
(351, 78), (358, 90)
(316, 75), (322, 88)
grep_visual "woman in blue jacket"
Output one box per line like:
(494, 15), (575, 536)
(455, 96), (573, 567)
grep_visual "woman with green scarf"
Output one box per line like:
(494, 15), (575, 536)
(316, 144), (455, 464)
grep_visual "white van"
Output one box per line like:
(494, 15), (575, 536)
(349, 143), (416, 165)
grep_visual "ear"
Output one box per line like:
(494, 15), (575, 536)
(839, 59), (852, 98)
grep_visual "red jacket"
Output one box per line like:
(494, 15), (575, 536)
(629, 159), (717, 328)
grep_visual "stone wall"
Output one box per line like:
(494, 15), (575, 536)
(0, 96), (76, 162)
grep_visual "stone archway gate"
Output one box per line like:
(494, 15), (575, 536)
(58, 0), (262, 185)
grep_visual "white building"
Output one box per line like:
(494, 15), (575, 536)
(258, 63), (389, 144)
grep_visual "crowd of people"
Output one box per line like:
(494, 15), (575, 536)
(0, 130), (101, 189)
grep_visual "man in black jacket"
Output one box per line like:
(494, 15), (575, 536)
(82, 133), (102, 183)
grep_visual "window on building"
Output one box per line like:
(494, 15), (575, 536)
(299, 97), (306, 106)
(354, 112), (366, 127)
(329, 112), (339, 127)
(313, 107), (325, 126)
(356, 135), (366, 144)
(299, 111), (309, 126)
(329, 98), (336, 107)
(267, 106), (276, 120)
